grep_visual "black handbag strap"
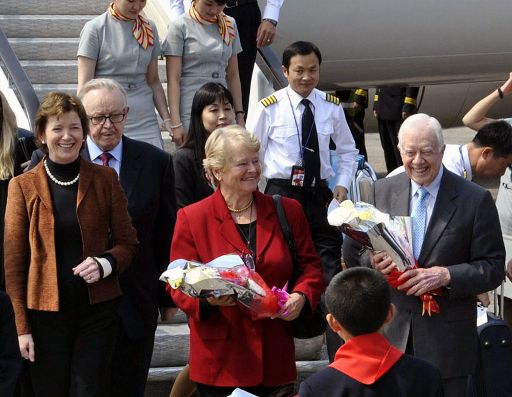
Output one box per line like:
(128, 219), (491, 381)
(272, 194), (299, 271)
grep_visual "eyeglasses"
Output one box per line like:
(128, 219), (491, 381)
(88, 113), (126, 125)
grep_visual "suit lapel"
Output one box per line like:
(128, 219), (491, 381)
(118, 137), (142, 201)
(254, 194), (277, 261)
(77, 158), (94, 209)
(32, 160), (53, 211)
(419, 170), (457, 264)
(387, 173), (411, 216)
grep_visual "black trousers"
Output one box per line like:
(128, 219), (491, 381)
(224, 2), (261, 114)
(265, 180), (342, 359)
(377, 118), (403, 173)
(28, 297), (118, 397)
(109, 324), (155, 397)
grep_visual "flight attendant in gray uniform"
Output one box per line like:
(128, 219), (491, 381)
(163, 0), (244, 145)
(77, 0), (173, 149)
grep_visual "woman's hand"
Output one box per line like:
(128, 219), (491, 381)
(19, 334), (35, 362)
(274, 292), (306, 321)
(370, 250), (397, 275)
(73, 257), (101, 283)
(171, 125), (186, 146)
(235, 113), (246, 127)
(206, 295), (236, 306)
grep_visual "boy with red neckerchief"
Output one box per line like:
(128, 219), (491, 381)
(298, 267), (444, 397)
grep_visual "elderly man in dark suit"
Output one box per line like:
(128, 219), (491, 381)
(30, 78), (177, 397)
(80, 79), (176, 397)
(369, 113), (505, 397)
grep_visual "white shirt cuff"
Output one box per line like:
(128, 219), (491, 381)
(95, 257), (113, 278)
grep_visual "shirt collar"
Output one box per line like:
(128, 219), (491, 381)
(410, 165), (444, 199)
(286, 86), (318, 110)
(86, 136), (123, 163)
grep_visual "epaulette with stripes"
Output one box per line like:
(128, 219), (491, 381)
(325, 93), (341, 105)
(260, 95), (278, 107)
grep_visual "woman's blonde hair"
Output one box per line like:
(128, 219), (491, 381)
(0, 91), (18, 180)
(203, 125), (260, 187)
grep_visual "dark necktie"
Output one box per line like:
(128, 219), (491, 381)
(99, 152), (112, 167)
(301, 99), (320, 187)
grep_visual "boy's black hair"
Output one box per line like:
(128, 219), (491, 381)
(325, 267), (390, 336)
(473, 120), (512, 158)
(282, 41), (322, 69)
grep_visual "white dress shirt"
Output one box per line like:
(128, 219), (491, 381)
(248, 86), (358, 189)
(87, 136), (123, 177)
(167, 0), (284, 21)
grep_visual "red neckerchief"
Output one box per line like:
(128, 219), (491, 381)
(188, 1), (235, 46)
(109, 2), (154, 49)
(329, 332), (403, 385)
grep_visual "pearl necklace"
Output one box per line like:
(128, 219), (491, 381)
(227, 198), (254, 213)
(43, 160), (80, 186)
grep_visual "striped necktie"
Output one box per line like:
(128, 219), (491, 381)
(99, 152), (112, 167)
(411, 187), (429, 260)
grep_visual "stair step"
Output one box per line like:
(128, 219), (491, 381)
(21, 60), (168, 85)
(145, 361), (329, 397)
(9, 38), (79, 60)
(0, 0), (109, 16)
(151, 323), (325, 368)
(20, 60), (77, 84)
(0, 15), (94, 38)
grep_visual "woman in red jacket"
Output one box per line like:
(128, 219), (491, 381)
(170, 125), (324, 397)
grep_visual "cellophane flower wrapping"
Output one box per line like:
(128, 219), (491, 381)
(328, 200), (441, 315)
(160, 254), (288, 319)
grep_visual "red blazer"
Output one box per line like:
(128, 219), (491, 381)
(170, 190), (324, 387)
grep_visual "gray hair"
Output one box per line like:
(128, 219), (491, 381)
(78, 78), (128, 106)
(203, 125), (260, 188)
(398, 113), (444, 150)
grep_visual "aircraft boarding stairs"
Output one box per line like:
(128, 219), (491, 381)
(0, 0), (329, 395)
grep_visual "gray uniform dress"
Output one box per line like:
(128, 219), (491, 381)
(162, 13), (242, 130)
(78, 12), (164, 149)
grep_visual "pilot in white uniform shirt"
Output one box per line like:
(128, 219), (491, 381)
(249, 86), (358, 191)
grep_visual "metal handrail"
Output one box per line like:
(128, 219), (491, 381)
(0, 27), (39, 130)
(256, 46), (287, 91)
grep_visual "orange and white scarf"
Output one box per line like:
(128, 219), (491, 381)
(109, 2), (154, 50)
(189, 1), (235, 47)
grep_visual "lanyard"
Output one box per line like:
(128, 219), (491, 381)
(458, 145), (468, 180)
(286, 92), (316, 164)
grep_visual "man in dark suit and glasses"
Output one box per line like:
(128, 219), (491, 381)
(368, 113), (505, 397)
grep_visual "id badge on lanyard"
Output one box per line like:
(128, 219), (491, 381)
(287, 93), (313, 188)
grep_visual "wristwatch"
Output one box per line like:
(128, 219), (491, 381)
(262, 18), (278, 27)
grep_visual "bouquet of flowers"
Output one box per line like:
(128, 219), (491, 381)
(160, 254), (289, 319)
(328, 200), (442, 315)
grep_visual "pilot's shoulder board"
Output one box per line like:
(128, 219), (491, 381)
(325, 93), (341, 105)
(260, 94), (278, 107)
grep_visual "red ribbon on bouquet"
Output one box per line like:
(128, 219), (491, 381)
(386, 264), (444, 316)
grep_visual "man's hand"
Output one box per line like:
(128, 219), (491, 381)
(500, 72), (512, 96)
(274, 292), (306, 321)
(370, 250), (397, 275)
(397, 266), (450, 296)
(506, 259), (512, 282)
(19, 334), (35, 362)
(159, 307), (178, 321)
(333, 186), (348, 203)
(256, 20), (276, 48)
(402, 111), (413, 120)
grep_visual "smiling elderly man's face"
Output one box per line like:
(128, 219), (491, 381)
(399, 123), (444, 186)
